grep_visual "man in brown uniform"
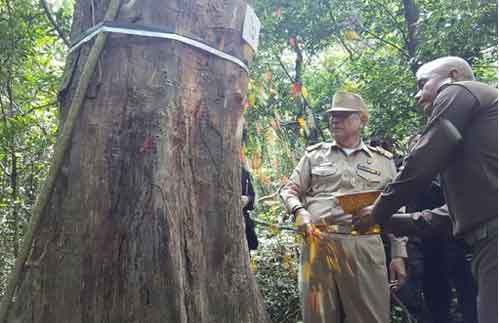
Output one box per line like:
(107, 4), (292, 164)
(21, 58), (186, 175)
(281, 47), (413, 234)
(354, 56), (497, 323)
(280, 91), (407, 323)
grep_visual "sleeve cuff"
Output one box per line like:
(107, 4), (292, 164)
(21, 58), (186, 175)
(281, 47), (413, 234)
(290, 204), (304, 214)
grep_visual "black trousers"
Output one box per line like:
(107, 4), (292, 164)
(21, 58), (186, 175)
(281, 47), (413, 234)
(471, 235), (497, 323)
(243, 212), (258, 250)
(395, 237), (477, 323)
(421, 237), (477, 323)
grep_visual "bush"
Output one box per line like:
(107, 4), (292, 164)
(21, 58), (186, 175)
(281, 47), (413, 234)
(253, 228), (302, 323)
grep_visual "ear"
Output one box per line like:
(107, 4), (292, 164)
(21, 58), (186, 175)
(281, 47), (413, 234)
(448, 69), (460, 81)
(360, 113), (369, 125)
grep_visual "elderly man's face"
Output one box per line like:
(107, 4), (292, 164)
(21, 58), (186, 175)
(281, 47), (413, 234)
(329, 111), (364, 141)
(414, 70), (449, 115)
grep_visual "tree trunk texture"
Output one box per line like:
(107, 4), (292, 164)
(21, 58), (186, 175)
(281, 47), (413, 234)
(401, 0), (419, 73)
(8, 1), (268, 322)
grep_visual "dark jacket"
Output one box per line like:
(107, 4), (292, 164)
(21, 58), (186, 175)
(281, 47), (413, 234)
(242, 167), (258, 250)
(242, 167), (255, 214)
(405, 178), (445, 214)
(373, 81), (498, 237)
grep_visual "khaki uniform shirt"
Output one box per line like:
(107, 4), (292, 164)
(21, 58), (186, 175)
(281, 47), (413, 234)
(372, 81), (498, 237)
(280, 141), (407, 257)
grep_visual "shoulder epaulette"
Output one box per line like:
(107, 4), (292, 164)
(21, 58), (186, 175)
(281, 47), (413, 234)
(368, 145), (393, 159)
(306, 142), (331, 152)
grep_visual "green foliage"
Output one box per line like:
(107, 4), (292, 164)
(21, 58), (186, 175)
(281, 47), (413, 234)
(253, 230), (301, 323)
(417, 0), (497, 61)
(0, 0), (70, 295)
(345, 49), (425, 148)
(247, 0), (497, 164)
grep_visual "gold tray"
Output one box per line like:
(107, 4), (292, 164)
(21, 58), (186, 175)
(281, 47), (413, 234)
(336, 190), (382, 214)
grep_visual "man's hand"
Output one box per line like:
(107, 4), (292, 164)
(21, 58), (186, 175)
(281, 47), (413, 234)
(352, 205), (377, 233)
(389, 257), (407, 291)
(294, 208), (321, 236)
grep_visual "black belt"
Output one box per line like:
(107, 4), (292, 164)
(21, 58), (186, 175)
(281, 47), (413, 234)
(463, 218), (498, 247)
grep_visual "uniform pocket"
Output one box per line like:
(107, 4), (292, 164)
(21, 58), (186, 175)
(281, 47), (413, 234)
(311, 166), (337, 176)
(356, 169), (383, 189)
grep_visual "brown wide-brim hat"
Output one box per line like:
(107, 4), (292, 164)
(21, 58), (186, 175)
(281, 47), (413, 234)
(326, 91), (368, 116)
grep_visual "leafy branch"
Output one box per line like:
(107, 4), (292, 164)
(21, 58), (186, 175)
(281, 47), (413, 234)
(39, 0), (70, 46)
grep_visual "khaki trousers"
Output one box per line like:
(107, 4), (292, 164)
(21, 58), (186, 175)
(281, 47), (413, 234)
(299, 234), (389, 323)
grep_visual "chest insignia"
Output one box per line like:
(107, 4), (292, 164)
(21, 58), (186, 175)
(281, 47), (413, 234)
(357, 164), (381, 176)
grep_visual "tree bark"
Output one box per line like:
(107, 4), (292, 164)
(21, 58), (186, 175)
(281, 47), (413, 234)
(401, 0), (419, 74)
(8, 1), (268, 322)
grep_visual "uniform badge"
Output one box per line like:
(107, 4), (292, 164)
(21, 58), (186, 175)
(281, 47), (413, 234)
(356, 164), (381, 176)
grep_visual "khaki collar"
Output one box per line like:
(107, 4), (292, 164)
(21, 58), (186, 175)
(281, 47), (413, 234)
(331, 140), (374, 158)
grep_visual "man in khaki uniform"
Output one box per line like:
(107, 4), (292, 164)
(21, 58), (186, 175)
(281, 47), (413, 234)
(280, 91), (407, 323)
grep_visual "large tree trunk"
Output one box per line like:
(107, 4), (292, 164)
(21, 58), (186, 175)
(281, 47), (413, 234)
(8, 0), (268, 322)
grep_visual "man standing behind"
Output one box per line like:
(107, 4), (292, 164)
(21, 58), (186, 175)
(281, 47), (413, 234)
(354, 56), (497, 323)
(280, 91), (407, 323)
(241, 166), (258, 251)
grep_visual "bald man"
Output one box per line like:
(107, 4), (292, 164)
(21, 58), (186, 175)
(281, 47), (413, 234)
(354, 56), (497, 323)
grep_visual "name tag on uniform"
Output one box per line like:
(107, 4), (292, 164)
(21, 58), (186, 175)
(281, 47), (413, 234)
(357, 164), (381, 176)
